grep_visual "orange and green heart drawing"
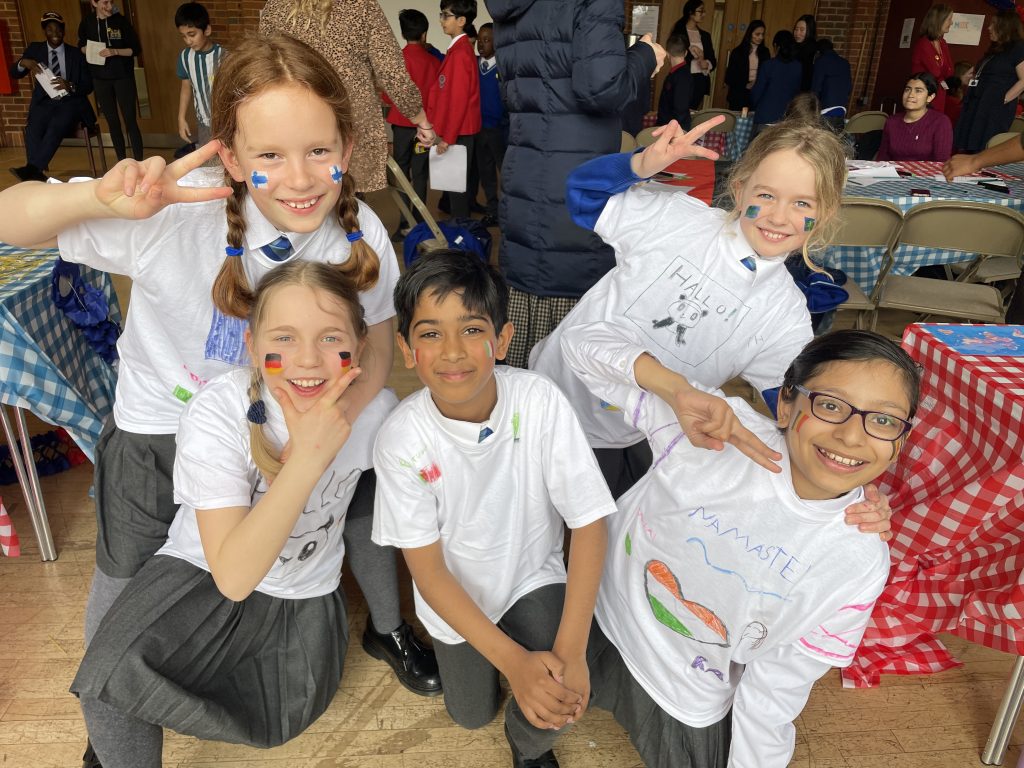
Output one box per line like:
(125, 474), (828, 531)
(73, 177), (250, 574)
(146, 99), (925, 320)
(645, 559), (730, 647)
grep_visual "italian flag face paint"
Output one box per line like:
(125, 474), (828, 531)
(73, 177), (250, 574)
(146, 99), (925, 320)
(264, 353), (283, 375)
(484, 340), (494, 359)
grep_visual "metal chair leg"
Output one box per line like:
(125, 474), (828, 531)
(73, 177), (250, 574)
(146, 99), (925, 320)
(982, 657), (1024, 765)
(0, 406), (57, 561)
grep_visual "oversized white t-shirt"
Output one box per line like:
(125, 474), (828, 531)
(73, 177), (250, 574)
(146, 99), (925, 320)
(530, 185), (812, 449)
(158, 368), (398, 599)
(57, 190), (399, 434)
(563, 323), (889, 768)
(372, 367), (618, 644)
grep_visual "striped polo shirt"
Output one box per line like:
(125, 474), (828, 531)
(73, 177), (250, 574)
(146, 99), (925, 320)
(177, 42), (224, 127)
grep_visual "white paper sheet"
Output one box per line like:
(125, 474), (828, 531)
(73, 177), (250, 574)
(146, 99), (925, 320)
(34, 67), (65, 99)
(86, 40), (106, 66)
(428, 144), (467, 193)
(846, 161), (900, 179)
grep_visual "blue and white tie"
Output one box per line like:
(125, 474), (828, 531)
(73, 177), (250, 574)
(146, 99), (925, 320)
(261, 235), (293, 262)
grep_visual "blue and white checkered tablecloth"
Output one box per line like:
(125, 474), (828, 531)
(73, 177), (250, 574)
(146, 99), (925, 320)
(825, 176), (1024, 292)
(725, 115), (754, 161)
(0, 244), (120, 459)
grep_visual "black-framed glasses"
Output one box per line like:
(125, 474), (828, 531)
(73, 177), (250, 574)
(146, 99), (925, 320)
(439, 11), (457, 19)
(793, 385), (912, 442)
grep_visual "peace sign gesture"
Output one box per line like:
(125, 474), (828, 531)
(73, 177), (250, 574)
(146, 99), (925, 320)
(630, 117), (725, 179)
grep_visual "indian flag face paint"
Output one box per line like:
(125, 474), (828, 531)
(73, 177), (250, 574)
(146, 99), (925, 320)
(484, 340), (493, 359)
(264, 353), (283, 375)
(804, 217), (816, 232)
(339, 350), (352, 370)
(329, 165), (343, 184)
(794, 411), (810, 433)
(412, 348), (420, 365)
(251, 170), (269, 189)
(744, 205), (760, 219)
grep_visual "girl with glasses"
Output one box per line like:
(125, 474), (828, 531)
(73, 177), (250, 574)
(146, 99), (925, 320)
(555, 327), (918, 767)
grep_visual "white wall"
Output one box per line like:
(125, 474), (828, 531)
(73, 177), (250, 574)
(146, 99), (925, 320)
(377, 0), (493, 51)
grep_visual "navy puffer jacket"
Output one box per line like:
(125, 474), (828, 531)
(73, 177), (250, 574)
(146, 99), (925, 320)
(487, 0), (655, 298)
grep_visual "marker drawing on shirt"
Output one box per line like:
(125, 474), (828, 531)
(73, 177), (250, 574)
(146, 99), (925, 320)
(687, 507), (804, 584)
(644, 559), (730, 647)
(418, 463), (442, 484)
(653, 293), (710, 345)
(685, 537), (789, 601)
(691, 655), (725, 681)
(740, 621), (768, 649)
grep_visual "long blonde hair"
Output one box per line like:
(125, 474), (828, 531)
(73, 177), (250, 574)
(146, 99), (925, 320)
(210, 34), (379, 319)
(247, 261), (368, 478)
(726, 119), (848, 269)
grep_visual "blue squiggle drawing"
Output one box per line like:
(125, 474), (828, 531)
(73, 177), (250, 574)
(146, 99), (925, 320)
(686, 537), (789, 601)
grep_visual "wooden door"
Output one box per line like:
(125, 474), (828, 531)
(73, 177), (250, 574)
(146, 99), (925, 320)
(129, 0), (186, 139)
(15, 0), (86, 52)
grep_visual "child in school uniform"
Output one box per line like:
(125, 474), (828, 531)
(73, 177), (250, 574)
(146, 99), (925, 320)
(657, 35), (694, 129)
(556, 326), (918, 767)
(428, 0), (481, 218)
(386, 8), (441, 209)
(475, 22), (506, 227)
(71, 261), (396, 767)
(372, 250), (616, 768)
(0, 33), (439, 742)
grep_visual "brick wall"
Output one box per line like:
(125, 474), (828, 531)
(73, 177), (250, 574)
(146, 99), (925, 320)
(816, 0), (892, 114)
(0, 0), (264, 149)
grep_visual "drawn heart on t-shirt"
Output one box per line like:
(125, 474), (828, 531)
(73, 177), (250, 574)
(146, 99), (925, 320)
(644, 559), (730, 647)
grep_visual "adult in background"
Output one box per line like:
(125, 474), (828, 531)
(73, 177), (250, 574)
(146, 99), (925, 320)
(911, 4), (955, 114)
(724, 19), (769, 111)
(671, 0), (716, 109)
(259, 0), (436, 193)
(793, 13), (817, 91)
(877, 73), (953, 162)
(954, 10), (1024, 153)
(77, 0), (142, 160)
(944, 60), (973, 127)
(751, 30), (802, 133)
(812, 39), (852, 131)
(9, 11), (95, 182)
(486, 0), (664, 368)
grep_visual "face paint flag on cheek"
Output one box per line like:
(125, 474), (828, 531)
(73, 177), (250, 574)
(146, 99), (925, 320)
(412, 348), (420, 365)
(804, 217), (816, 232)
(745, 205), (760, 219)
(795, 411), (810, 433)
(264, 353), (283, 375)
(484, 340), (493, 359)
(251, 170), (269, 189)
(339, 350), (352, 370)
(329, 165), (343, 184)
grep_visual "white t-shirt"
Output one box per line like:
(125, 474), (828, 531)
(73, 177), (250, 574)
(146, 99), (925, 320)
(530, 185), (812, 449)
(57, 190), (399, 434)
(563, 323), (889, 768)
(372, 367), (617, 644)
(158, 368), (398, 599)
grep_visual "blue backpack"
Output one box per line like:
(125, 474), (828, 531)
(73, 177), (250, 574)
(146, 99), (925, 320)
(402, 218), (493, 267)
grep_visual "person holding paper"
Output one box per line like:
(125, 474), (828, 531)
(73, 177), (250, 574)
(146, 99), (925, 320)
(77, 0), (144, 161)
(9, 11), (95, 182)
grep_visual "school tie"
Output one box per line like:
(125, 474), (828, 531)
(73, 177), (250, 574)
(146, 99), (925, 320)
(50, 49), (60, 78)
(478, 426), (494, 443)
(261, 235), (292, 262)
(740, 256), (757, 272)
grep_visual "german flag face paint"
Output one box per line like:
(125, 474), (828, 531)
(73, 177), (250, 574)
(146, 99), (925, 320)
(264, 353), (283, 375)
(339, 350), (352, 370)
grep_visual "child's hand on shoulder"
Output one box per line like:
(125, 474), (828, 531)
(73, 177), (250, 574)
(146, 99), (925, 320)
(843, 483), (893, 542)
(504, 647), (582, 730)
(671, 387), (783, 473)
(630, 118), (724, 178)
(270, 367), (362, 475)
(93, 140), (231, 220)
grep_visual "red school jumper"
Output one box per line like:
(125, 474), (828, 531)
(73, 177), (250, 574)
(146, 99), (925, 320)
(385, 44), (442, 128)
(427, 34), (481, 145)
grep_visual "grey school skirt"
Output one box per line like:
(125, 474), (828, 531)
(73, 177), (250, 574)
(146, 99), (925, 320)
(71, 554), (349, 748)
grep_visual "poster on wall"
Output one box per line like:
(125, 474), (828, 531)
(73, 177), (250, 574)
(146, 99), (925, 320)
(899, 18), (915, 48)
(944, 13), (985, 46)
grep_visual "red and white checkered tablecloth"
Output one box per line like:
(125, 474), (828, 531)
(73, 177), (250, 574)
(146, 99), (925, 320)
(843, 323), (1024, 688)
(892, 160), (1021, 181)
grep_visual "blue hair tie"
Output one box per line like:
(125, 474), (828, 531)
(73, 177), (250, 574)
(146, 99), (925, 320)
(225, 246), (244, 257)
(346, 230), (364, 243)
(246, 399), (267, 425)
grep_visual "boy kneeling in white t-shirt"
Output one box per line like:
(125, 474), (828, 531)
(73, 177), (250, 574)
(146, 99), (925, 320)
(560, 324), (918, 768)
(372, 250), (616, 768)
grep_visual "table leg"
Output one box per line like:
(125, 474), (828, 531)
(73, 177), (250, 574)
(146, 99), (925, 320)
(983, 657), (1024, 765)
(0, 406), (57, 561)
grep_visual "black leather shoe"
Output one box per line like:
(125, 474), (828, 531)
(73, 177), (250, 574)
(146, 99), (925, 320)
(362, 620), (442, 696)
(505, 722), (560, 768)
(9, 166), (30, 182)
(82, 740), (103, 768)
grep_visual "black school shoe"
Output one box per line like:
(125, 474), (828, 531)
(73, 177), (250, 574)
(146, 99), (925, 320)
(82, 741), (103, 768)
(362, 620), (442, 696)
(9, 164), (47, 183)
(505, 722), (560, 768)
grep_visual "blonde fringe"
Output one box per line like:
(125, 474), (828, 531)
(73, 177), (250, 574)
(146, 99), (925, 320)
(247, 368), (284, 479)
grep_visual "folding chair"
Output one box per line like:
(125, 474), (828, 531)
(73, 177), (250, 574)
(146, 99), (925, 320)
(873, 200), (1024, 326)
(844, 111), (888, 134)
(636, 126), (660, 147)
(829, 197), (904, 329)
(621, 131), (638, 152)
(1011, 116), (1024, 135)
(988, 131), (1020, 150)
(385, 156), (447, 254)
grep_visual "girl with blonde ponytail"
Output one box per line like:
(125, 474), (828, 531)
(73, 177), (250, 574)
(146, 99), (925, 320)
(72, 261), (434, 766)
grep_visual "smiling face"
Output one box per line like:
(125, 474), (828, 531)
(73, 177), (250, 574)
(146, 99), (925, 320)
(751, 26), (765, 46)
(247, 283), (362, 413)
(220, 84), (351, 234)
(398, 289), (513, 422)
(777, 360), (911, 500)
(178, 24), (212, 52)
(793, 19), (807, 43)
(902, 78), (935, 113)
(92, 0), (113, 19)
(43, 21), (64, 48)
(734, 148), (819, 260)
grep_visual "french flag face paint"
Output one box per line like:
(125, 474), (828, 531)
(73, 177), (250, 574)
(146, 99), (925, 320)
(251, 170), (269, 189)
(329, 165), (343, 184)
(339, 350), (352, 370)
(264, 353), (283, 375)
(744, 205), (760, 219)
